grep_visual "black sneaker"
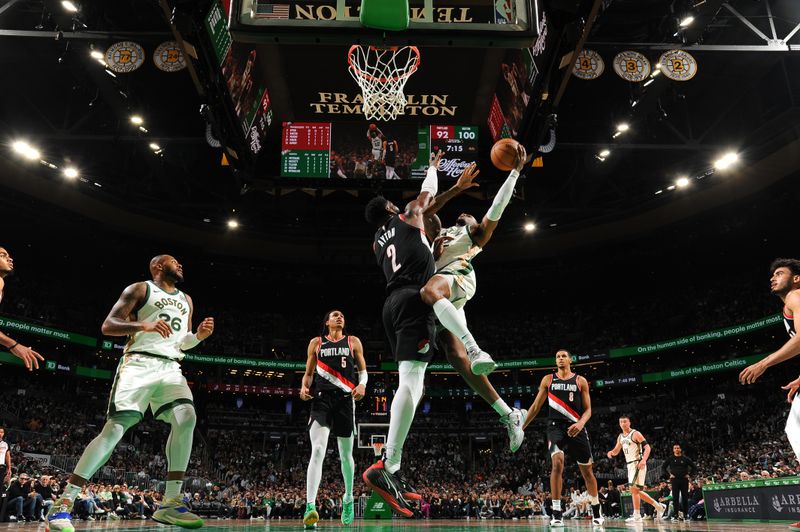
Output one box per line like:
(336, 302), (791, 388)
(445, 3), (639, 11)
(362, 460), (414, 517)
(392, 470), (421, 501)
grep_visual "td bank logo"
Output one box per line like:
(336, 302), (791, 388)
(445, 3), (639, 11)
(45, 361), (56, 371)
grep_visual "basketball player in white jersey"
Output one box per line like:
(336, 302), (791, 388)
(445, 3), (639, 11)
(300, 310), (367, 528)
(418, 146), (528, 451)
(0, 247), (45, 371)
(46, 255), (213, 532)
(606, 415), (666, 522)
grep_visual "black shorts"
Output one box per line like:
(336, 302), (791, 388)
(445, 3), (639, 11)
(308, 390), (355, 438)
(546, 420), (593, 465)
(382, 286), (436, 363)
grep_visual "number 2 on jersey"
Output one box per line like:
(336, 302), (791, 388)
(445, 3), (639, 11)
(387, 244), (402, 272)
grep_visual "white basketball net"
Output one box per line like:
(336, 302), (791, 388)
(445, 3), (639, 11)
(348, 45), (420, 121)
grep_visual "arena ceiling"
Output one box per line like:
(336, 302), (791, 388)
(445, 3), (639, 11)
(0, 0), (798, 261)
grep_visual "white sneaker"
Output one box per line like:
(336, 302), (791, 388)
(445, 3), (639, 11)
(626, 515), (642, 524)
(468, 347), (497, 375)
(550, 517), (564, 527)
(655, 502), (667, 519)
(500, 408), (527, 452)
(592, 515), (605, 526)
(45, 498), (75, 532)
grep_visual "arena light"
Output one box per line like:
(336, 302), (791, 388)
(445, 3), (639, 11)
(90, 50), (103, 60)
(679, 15), (695, 28)
(676, 177), (690, 188)
(130, 115), (143, 125)
(227, 219), (240, 229)
(523, 222), (536, 232)
(616, 123), (629, 133)
(63, 167), (79, 180)
(599, 149), (610, 157)
(149, 142), (160, 151)
(714, 152), (739, 170)
(61, 0), (78, 12)
(644, 79), (655, 87)
(12, 140), (40, 160)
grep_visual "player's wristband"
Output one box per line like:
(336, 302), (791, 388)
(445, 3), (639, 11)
(7, 342), (18, 350)
(358, 370), (368, 386)
(180, 333), (200, 351)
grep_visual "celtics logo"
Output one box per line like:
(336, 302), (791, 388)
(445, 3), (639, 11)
(105, 41), (145, 73)
(572, 49), (604, 80)
(153, 41), (186, 72)
(613, 51), (650, 82)
(658, 50), (698, 81)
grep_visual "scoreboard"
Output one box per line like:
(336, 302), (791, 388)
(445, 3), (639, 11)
(428, 125), (479, 179)
(280, 122), (331, 178)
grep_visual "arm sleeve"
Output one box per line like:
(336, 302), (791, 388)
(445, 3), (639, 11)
(420, 165), (438, 196)
(486, 170), (519, 221)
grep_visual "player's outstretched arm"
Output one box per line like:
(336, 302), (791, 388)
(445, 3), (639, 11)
(567, 376), (592, 437)
(740, 291), (800, 384)
(606, 439), (622, 459)
(351, 336), (367, 401)
(101, 282), (171, 338)
(522, 375), (550, 430)
(300, 337), (319, 401)
(403, 151), (444, 232)
(424, 162), (480, 217)
(470, 144), (527, 248)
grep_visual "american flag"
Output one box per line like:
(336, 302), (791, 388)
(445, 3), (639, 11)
(254, 1), (290, 19)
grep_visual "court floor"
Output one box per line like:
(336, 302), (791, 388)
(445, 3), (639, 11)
(0, 519), (794, 531)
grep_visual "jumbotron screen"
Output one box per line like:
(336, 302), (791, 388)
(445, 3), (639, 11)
(279, 122), (479, 179)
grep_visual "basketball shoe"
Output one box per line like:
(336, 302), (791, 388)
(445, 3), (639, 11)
(303, 503), (319, 528)
(45, 497), (74, 532)
(500, 408), (527, 452)
(362, 459), (415, 517)
(468, 347), (497, 375)
(152, 497), (203, 528)
(341, 498), (354, 525)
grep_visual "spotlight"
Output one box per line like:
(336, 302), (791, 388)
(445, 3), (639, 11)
(651, 68), (661, 77)
(679, 15), (694, 28)
(644, 79), (655, 87)
(61, 0), (78, 12)
(227, 219), (240, 229)
(90, 50), (103, 60)
(12, 140), (40, 160)
(599, 149), (610, 157)
(616, 123), (629, 133)
(130, 115), (143, 125)
(63, 167), (79, 179)
(523, 222), (536, 232)
(676, 177), (690, 188)
(714, 152), (739, 170)
(149, 143), (161, 151)
(104, 69), (116, 78)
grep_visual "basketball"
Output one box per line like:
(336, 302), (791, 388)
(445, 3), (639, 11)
(491, 138), (522, 171)
(369, 123), (377, 130)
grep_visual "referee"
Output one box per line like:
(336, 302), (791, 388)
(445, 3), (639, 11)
(662, 443), (695, 520)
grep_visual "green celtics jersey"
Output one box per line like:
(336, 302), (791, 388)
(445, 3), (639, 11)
(124, 280), (192, 360)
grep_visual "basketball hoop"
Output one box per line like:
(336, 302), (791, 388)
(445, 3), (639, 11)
(347, 45), (420, 121)
(371, 442), (385, 457)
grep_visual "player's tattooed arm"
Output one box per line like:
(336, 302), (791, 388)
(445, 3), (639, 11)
(101, 282), (170, 338)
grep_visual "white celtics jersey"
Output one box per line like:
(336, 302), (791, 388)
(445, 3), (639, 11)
(619, 430), (643, 463)
(124, 280), (192, 360)
(435, 224), (482, 302)
(370, 135), (382, 152)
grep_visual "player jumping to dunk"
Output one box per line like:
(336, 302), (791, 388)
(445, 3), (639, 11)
(361, 151), (446, 517)
(46, 255), (213, 532)
(522, 350), (604, 527)
(300, 310), (367, 528)
(418, 144), (529, 452)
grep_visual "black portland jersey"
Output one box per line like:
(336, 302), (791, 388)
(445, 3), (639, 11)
(384, 141), (397, 165)
(784, 306), (796, 338)
(314, 335), (356, 393)
(374, 214), (435, 293)
(547, 373), (584, 424)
